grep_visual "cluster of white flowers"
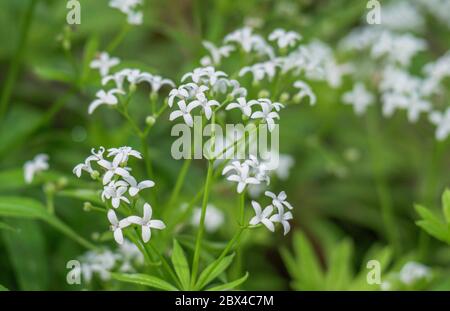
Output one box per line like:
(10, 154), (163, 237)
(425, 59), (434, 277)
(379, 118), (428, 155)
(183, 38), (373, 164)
(249, 191), (293, 235)
(109, 0), (144, 25)
(23, 154), (49, 184)
(73, 146), (165, 244)
(222, 155), (270, 194)
(89, 52), (174, 114)
(78, 240), (144, 283)
(339, 5), (450, 141)
(381, 261), (432, 290)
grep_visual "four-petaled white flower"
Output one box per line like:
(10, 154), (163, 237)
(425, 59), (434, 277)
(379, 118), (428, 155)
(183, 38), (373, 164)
(107, 209), (131, 244)
(97, 159), (131, 184)
(265, 191), (293, 213)
(201, 41), (235, 66)
(223, 162), (260, 193)
(239, 61), (279, 83)
(268, 28), (301, 49)
(128, 203), (166, 243)
(168, 87), (190, 107)
(123, 175), (155, 196)
(191, 93), (220, 120)
(24, 154), (49, 184)
(406, 92), (431, 123)
(293, 80), (316, 105)
(88, 89), (125, 114)
(251, 101), (280, 132)
(342, 83), (374, 116)
(182, 66), (227, 86)
(147, 75), (175, 93)
(73, 147), (105, 178)
(107, 146), (142, 166)
(226, 97), (256, 117)
(169, 100), (200, 127)
(270, 209), (293, 235)
(90, 52), (120, 77)
(249, 201), (275, 232)
(102, 180), (130, 208)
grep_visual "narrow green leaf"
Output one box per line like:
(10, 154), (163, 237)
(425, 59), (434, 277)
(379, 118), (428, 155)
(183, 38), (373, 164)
(2, 219), (49, 290)
(293, 231), (324, 290)
(324, 239), (353, 290)
(207, 272), (249, 291)
(111, 273), (178, 291)
(57, 189), (103, 205)
(171, 239), (190, 290)
(195, 253), (235, 290)
(0, 284), (9, 291)
(442, 189), (450, 223)
(0, 196), (96, 249)
(415, 204), (444, 227)
(416, 220), (450, 244)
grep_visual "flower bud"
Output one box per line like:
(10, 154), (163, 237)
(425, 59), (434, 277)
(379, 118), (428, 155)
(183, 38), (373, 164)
(83, 202), (92, 212)
(280, 92), (290, 102)
(293, 93), (302, 104)
(258, 89), (270, 98)
(145, 115), (156, 126)
(129, 83), (137, 93)
(90, 170), (100, 180)
(43, 183), (56, 194)
(57, 177), (68, 188)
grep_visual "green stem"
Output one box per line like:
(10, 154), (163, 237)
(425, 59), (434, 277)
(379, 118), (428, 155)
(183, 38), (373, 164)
(190, 160), (214, 287)
(0, 0), (37, 120)
(167, 159), (192, 208)
(366, 111), (401, 256)
(239, 192), (245, 225)
(140, 134), (154, 180)
(107, 23), (131, 53)
(148, 242), (182, 289)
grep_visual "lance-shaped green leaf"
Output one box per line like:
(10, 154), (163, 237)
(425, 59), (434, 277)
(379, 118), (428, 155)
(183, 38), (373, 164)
(195, 253), (235, 290)
(206, 272), (249, 291)
(0, 196), (96, 249)
(171, 239), (191, 290)
(111, 273), (178, 291)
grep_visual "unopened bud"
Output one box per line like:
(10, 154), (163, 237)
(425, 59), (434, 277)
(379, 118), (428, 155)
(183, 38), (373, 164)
(146, 116), (156, 126)
(280, 92), (290, 102)
(90, 170), (100, 180)
(258, 89), (270, 98)
(83, 202), (92, 212)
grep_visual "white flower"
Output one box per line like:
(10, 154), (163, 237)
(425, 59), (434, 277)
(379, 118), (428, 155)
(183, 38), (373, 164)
(268, 28), (301, 49)
(181, 67), (227, 86)
(381, 92), (409, 117)
(251, 101), (280, 132)
(342, 83), (374, 115)
(200, 41), (235, 66)
(429, 108), (450, 141)
(97, 159), (131, 184)
(102, 180), (130, 208)
(270, 209), (293, 235)
(147, 75), (175, 93)
(191, 204), (224, 233)
(258, 98), (284, 112)
(399, 261), (431, 285)
(102, 71), (129, 91)
(245, 155), (270, 185)
(226, 97), (256, 117)
(239, 61), (279, 83)
(265, 191), (293, 213)
(405, 92), (431, 123)
(190, 93), (219, 120)
(123, 175), (155, 197)
(168, 87), (190, 107)
(73, 147), (106, 177)
(24, 154), (49, 184)
(224, 27), (255, 52)
(90, 52), (120, 77)
(109, 0), (142, 13)
(128, 203), (166, 243)
(88, 89), (125, 114)
(293, 80), (316, 105)
(127, 10), (143, 25)
(107, 146), (142, 166)
(249, 201), (275, 232)
(169, 100), (199, 127)
(107, 209), (131, 244)
(223, 162), (260, 193)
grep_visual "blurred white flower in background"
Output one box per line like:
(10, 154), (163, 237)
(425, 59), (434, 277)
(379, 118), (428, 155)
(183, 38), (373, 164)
(191, 204), (224, 233)
(90, 52), (120, 77)
(24, 154), (49, 184)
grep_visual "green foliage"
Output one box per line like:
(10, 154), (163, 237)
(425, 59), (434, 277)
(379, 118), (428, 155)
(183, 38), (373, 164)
(281, 231), (393, 290)
(415, 189), (450, 245)
(111, 273), (178, 291)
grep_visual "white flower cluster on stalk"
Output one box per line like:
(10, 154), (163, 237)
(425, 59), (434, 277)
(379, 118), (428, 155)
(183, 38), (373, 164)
(23, 154), (49, 184)
(78, 240), (144, 283)
(109, 0), (144, 25)
(89, 52), (174, 114)
(339, 2), (450, 141)
(73, 146), (165, 244)
(249, 191), (294, 235)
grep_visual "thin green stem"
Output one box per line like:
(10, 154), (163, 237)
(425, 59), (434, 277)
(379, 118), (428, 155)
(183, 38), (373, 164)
(366, 111), (401, 256)
(167, 159), (192, 208)
(107, 23), (131, 53)
(190, 160), (214, 287)
(0, 0), (37, 120)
